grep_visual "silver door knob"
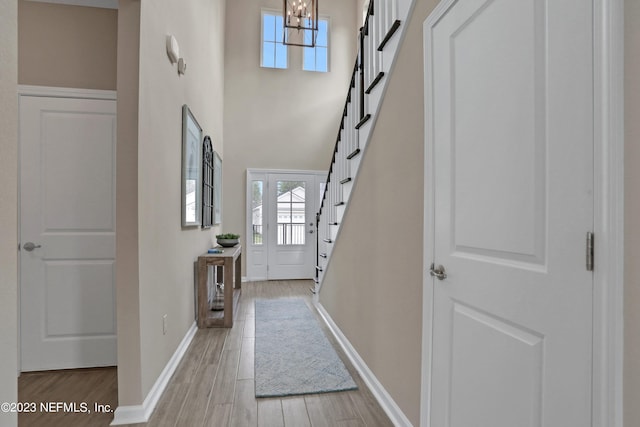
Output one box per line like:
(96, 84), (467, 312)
(23, 242), (42, 252)
(429, 263), (447, 280)
(309, 230), (315, 234)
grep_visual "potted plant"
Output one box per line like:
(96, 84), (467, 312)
(216, 233), (240, 247)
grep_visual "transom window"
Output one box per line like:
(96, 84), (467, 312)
(303, 19), (329, 72)
(261, 11), (287, 69)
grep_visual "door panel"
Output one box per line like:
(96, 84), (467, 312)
(246, 171), (325, 280)
(449, 0), (546, 266)
(449, 302), (544, 427)
(267, 175), (316, 279)
(426, 0), (593, 425)
(20, 95), (117, 371)
(45, 261), (115, 336)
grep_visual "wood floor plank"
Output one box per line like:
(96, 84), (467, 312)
(174, 328), (217, 385)
(305, 392), (360, 426)
(335, 418), (366, 427)
(229, 379), (257, 427)
(237, 338), (255, 380)
(147, 330), (225, 426)
(281, 397), (311, 427)
(224, 320), (245, 351)
(348, 388), (394, 427)
(176, 329), (229, 426)
(202, 329), (231, 365)
(146, 382), (190, 427)
(204, 403), (233, 427)
(18, 280), (393, 427)
(209, 349), (241, 405)
(236, 292), (254, 319)
(257, 399), (285, 427)
(176, 361), (219, 426)
(304, 395), (332, 427)
(18, 367), (118, 427)
(243, 315), (255, 338)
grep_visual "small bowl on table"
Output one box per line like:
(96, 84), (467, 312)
(217, 238), (239, 247)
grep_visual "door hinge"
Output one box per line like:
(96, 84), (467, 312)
(586, 232), (594, 272)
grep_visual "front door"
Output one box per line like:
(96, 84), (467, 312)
(266, 173), (317, 280)
(425, 0), (593, 425)
(20, 94), (117, 371)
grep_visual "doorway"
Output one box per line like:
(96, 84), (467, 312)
(420, 0), (624, 425)
(246, 169), (326, 280)
(19, 87), (117, 371)
(421, 0), (624, 425)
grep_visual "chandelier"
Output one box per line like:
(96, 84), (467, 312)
(283, 0), (318, 47)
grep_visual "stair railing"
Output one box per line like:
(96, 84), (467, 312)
(314, 0), (411, 291)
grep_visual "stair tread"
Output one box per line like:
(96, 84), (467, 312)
(347, 149), (361, 159)
(355, 115), (371, 130)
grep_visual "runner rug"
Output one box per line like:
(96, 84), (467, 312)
(254, 298), (358, 398)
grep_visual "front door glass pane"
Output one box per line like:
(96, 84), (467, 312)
(252, 181), (264, 245)
(276, 180), (306, 245)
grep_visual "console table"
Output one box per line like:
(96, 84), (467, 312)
(197, 245), (242, 328)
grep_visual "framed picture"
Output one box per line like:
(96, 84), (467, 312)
(202, 136), (214, 228)
(182, 105), (202, 227)
(213, 151), (222, 225)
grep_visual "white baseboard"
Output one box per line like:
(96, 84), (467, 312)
(110, 322), (198, 425)
(315, 303), (413, 427)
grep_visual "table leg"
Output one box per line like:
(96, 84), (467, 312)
(235, 253), (242, 290)
(197, 259), (208, 328)
(223, 259), (233, 327)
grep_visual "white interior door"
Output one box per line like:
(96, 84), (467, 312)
(424, 0), (593, 425)
(266, 173), (317, 280)
(20, 94), (117, 371)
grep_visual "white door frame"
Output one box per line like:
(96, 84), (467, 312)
(245, 168), (326, 281)
(420, 1), (625, 426)
(17, 85), (117, 372)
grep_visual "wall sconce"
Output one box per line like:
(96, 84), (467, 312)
(166, 35), (179, 64)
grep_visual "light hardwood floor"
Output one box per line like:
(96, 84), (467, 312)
(18, 280), (393, 427)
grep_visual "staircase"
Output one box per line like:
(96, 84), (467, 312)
(314, 0), (415, 291)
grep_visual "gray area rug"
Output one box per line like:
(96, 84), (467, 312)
(254, 298), (358, 398)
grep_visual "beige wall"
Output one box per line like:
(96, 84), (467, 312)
(319, 0), (437, 424)
(135, 0), (226, 399)
(625, 0), (640, 425)
(222, 0), (357, 262)
(116, 0), (142, 406)
(321, 0), (640, 425)
(356, 0), (368, 26)
(0, 0), (18, 426)
(18, 0), (117, 90)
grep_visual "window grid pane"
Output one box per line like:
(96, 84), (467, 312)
(303, 18), (328, 72)
(316, 47), (328, 72)
(264, 14), (275, 41)
(303, 47), (315, 71)
(275, 43), (287, 68)
(317, 20), (328, 46)
(263, 42), (275, 68)
(275, 16), (284, 41)
(262, 12), (287, 69)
